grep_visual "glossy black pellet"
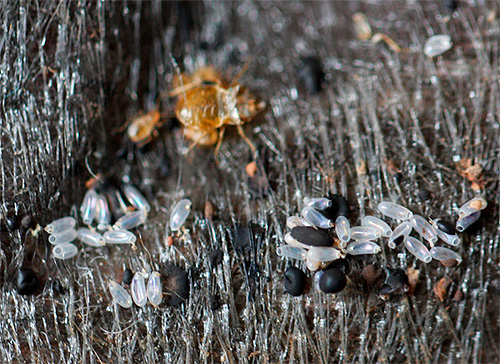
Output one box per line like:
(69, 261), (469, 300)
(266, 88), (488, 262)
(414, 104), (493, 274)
(444, 0), (458, 11)
(122, 268), (134, 285)
(318, 268), (346, 294)
(436, 220), (456, 235)
(320, 194), (349, 221)
(209, 249), (224, 268)
(284, 267), (306, 296)
(290, 226), (332, 247)
(298, 56), (325, 95)
(325, 258), (350, 275)
(16, 268), (39, 295)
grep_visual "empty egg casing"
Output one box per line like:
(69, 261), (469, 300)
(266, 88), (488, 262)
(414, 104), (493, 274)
(362, 216), (392, 237)
(301, 206), (333, 229)
(77, 228), (106, 247)
(80, 189), (99, 225)
(350, 226), (381, 241)
(335, 215), (351, 243)
(44, 216), (76, 234)
(113, 210), (147, 230)
(410, 215), (438, 243)
(147, 271), (162, 306)
(276, 245), (307, 261)
(346, 241), (381, 255)
(430, 246), (462, 264)
(131, 272), (147, 307)
(286, 216), (314, 229)
(303, 197), (332, 210)
(109, 280), (132, 308)
(377, 202), (413, 220)
(458, 196), (487, 218)
(436, 229), (460, 246)
(103, 229), (136, 245)
(404, 237), (432, 263)
(306, 256), (323, 271)
(52, 243), (79, 260)
(456, 211), (481, 232)
(170, 199), (192, 231)
(48, 228), (77, 245)
(388, 222), (412, 249)
(96, 194), (111, 230)
(306, 246), (341, 262)
(123, 185), (151, 213)
(423, 34), (453, 58)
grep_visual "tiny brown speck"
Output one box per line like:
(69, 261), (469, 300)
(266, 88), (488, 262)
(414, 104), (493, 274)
(246, 161), (258, 177)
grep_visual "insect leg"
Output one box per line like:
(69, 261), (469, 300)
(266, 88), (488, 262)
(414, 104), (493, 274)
(214, 126), (227, 157)
(236, 124), (256, 153)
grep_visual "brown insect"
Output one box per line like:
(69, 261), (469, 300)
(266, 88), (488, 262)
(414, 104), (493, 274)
(126, 108), (162, 146)
(170, 65), (265, 155)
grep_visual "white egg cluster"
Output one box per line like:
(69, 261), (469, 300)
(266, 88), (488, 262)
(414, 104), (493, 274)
(108, 270), (162, 308)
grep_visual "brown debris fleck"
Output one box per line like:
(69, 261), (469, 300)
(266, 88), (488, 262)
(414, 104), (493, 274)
(434, 276), (453, 302)
(362, 264), (381, 285)
(204, 200), (216, 221)
(456, 159), (484, 191)
(453, 289), (464, 302)
(406, 268), (420, 294)
(440, 258), (459, 268)
(246, 161), (258, 177)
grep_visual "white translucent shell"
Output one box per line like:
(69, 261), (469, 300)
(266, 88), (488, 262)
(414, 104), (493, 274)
(44, 216), (76, 234)
(307, 246), (341, 262)
(286, 216), (313, 229)
(350, 226), (381, 241)
(346, 241), (381, 255)
(388, 222), (412, 249)
(109, 280), (132, 308)
(131, 272), (147, 307)
(303, 197), (331, 210)
(103, 229), (136, 244)
(335, 216), (351, 243)
(404, 237), (432, 263)
(430, 247), (462, 264)
(458, 197), (487, 218)
(96, 194), (111, 230)
(147, 271), (162, 306)
(48, 228), (77, 245)
(77, 228), (106, 247)
(306, 256), (322, 271)
(113, 210), (147, 230)
(301, 206), (332, 229)
(377, 202), (413, 220)
(284, 233), (310, 250)
(52, 243), (79, 260)
(80, 189), (99, 225)
(456, 211), (481, 232)
(410, 215), (438, 243)
(170, 199), (192, 231)
(123, 185), (151, 213)
(276, 245), (307, 260)
(423, 34), (453, 58)
(362, 216), (392, 237)
(436, 229), (461, 246)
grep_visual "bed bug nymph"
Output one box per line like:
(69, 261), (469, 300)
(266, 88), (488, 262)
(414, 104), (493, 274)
(170, 65), (266, 155)
(126, 107), (162, 146)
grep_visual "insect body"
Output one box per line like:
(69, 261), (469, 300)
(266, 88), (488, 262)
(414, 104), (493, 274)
(171, 66), (265, 154)
(127, 109), (162, 146)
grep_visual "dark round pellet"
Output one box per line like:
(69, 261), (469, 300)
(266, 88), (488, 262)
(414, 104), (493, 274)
(444, 0), (458, 11)
(320, 194), (350, 221)
(290, 226), (333, 247)
(209, 249), (224, 268)
(284, 267), (306, 296)
(16, 268), (39, 295)
(318, 268), (346, 294)
(122, 268), (133, 285)
(298, 56), (325, 95)
(325, 258), (350, 275)
(164, 264), (190, 306)
(436, 220), (456, 235)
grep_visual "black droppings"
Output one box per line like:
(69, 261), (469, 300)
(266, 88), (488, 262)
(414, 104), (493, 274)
(378, 268), (409, 295)
(122, 268), (133, 285)
(325, 258), (350, 275)
(284, 267), (306, 296)
(164, 264), (190, 306)
(436, 220), (456, 235)
(298, 56), (325, 95)
(320, 194), (350, 221)
(444, 0), (458, 11)
(230, 225), (254, 256)
(209, 293), (221, 311)
(16, 268), (39, 295)
(6, 214), (20, 230)
(318, 268), (346, 294)
(290, 226), (333, 247)
(209, 249), (224, 268)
